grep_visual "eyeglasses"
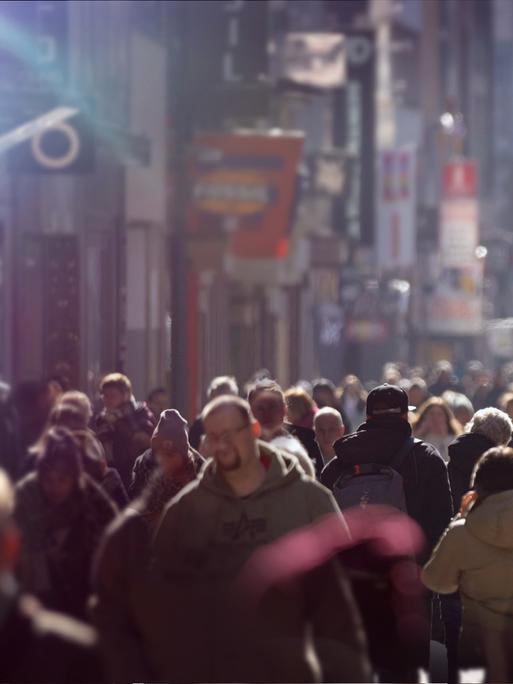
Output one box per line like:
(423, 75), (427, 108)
(205, 423), (249, 445)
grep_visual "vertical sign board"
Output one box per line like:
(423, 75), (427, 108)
(376, 147), (417, 269)
(426, 160), (482, 335)
(340, 30), (375, 245)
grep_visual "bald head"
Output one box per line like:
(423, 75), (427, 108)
(314, 408), (345, 463)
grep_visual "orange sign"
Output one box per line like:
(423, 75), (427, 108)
(188, 132), (303, 259)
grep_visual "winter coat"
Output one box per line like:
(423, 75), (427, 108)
(0, 399), (20, 481)
(129, 446), (204, 499)
(422, 490), (513, 682)
(91, 466), (205, 684)
(101, 467), (128, 509)
(321, 415), (453, 563)
(188, 414), (204, 450)
(448, 432), (495, 512)
(285, 422), (324, 477)
(0, 577), (102, 683)
(150, 442), (371, 683)
(92, 399), (155, 489)
(14, 473), (116, 619)
(270, 433), (316, 478)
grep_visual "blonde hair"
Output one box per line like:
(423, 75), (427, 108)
(58, 390), (92, 423)
(100, 373), (132, 394)
(284, 386), (316, 425)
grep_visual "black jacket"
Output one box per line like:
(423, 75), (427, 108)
(447, 432), (495, 512)
(284, 422), (324, 477)
(129, 447), (205, 500)
(0, 581), (103, 683)
(321, 416), (453, 563)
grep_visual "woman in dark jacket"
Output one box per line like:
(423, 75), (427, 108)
(14, 426), (117, 619)
(448, 407), (513, 511)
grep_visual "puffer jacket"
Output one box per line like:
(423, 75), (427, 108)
(422, 490), (513, 682)
(447, 432), (495, 512)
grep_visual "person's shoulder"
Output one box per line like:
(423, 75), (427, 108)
(413, 438), (446, 462)
(300, 474), (336, 498)
(101, 504), (148, 549)
(442, 517), (469, 545)
(134, 401), (155, 421)
(134, 448), (154, 466)
(15, 471), (37, 491)
(160, 475), (204, 517)
(14, 473), (39, 507)
(83, 473), (118, 514)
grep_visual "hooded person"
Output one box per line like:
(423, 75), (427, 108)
(14, 426), (116, 619)
(0, 469), (104, 683)
(321, 383), (453, 561)
(129, 409), (203, 499)
(73, 430), (128, 510)
(147, 396), (371, 683)
(91, 411), (204, 683)
(423, 446), (513, 682)
(321, 383), (453, 680)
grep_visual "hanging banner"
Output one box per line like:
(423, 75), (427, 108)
(376, 147), (416, 269)
(426, 159), (482, 335)
(340, 30), (376, 245)
(188, 132), (303, 260)
(439, 199), (478, 267)
(425, 261), (483, 335)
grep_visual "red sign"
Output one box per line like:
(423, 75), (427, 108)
(442, 160), (477, 198)
(188, 132), (303, 259)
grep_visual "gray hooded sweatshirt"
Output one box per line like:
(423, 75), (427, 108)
(150, 441), (371, 683)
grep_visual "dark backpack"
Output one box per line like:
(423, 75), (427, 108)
(332, 437), (420, 513)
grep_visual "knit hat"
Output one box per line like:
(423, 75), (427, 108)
(36, 426), (83, 480)
(151, 409), (189, 455)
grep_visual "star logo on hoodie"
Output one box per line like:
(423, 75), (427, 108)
(223, 512), (266, 541)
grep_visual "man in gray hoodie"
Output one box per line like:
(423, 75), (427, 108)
(150, 395), (370, 683)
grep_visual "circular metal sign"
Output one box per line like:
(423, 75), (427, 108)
(31, 121), (81, 169)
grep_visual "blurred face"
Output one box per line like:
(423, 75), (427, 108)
(345, 382), (360, 399)
(39, 468), (76, 505)
(155, 441), (188, 479)
(409, 386), (427, 408)
(250, 391), (285, 431)
(149, 391), (169, 418)
(315, 414), (344, 452)
(101, 387), (129, 411)
(425, 406), (448, 434)
(203, 406), (253, 472)
(453, 406), (472, 426)
(313, 388), (337, 409)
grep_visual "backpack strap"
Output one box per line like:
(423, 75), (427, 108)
(390, 436), (419, 472)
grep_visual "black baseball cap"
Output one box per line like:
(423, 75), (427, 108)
(366, 383), (415, 417)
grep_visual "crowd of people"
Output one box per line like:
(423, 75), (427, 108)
(1, 359), (513, 682)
